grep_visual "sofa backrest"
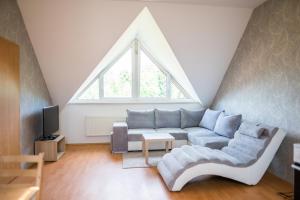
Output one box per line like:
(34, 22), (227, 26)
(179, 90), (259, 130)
(126, 108), (218, 129)
(155, 109), (181, 128)
(126, 109), (183, 129)
(126, 109), (155, 129)
(180, 108), (206, 129)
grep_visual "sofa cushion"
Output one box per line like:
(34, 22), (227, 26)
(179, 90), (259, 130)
(156, 128), (188, 140)
(180, 108), (206, 128)
(184, 127), (219, 144)
(128, 129), (156, 141)
(126, 109), (155, 129)
(199, 109), (222, 131)
(192, 136), (230, 149)
(260, 124), (279, 137)
(184, 127), (217, 136)
(221, 126), (275, 165)
(214, 113), (242, 138)
(238, 121), (265, 138)
(155, 109), (181, 128)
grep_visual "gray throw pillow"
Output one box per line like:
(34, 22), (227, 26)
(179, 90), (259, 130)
(238, 121), (265, 138)
(180, 108), (206, 128)
(199, 109), (222, 131)
(214, 112), (242, 138)
(155, 109), (181, 128)
(126, 109), (155, 129)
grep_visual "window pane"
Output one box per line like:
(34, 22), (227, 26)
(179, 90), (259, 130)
(78, 78), (99, 100)
(103, 49), (132, 97)
(140, 50), (167, 97)
(171, 82), (185, 99)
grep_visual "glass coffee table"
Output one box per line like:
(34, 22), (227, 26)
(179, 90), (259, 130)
(142, 133), (175, 165)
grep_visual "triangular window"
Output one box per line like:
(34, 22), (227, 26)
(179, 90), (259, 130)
(69, 8), (199, 104)
(74, 40), (190, 102)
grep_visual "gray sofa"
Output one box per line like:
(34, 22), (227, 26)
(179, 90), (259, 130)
(111, 108), (242, 152)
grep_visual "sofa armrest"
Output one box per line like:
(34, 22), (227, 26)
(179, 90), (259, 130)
(113, 122), (128, 129)
(111, 122), (128, 153)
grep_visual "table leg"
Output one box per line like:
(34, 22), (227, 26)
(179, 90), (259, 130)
(145, 141), (149, 165)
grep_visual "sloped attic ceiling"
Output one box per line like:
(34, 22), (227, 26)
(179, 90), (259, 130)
(17, 0), (254, 107)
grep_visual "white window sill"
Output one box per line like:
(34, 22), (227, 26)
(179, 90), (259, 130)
(68, 98), (199, 105)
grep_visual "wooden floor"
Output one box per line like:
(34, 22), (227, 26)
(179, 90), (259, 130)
(41, 144), (292, 200)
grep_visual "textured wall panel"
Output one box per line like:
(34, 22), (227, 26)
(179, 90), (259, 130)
(213, 0), (300, 183)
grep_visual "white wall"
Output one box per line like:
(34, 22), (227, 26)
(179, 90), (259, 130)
(18, 0), (253, 107)
(61, 103), (202, 144)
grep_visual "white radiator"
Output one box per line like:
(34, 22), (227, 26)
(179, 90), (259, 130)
(85, 116), (125, 136)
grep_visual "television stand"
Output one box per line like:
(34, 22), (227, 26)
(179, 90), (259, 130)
(35, 135), (65, 161)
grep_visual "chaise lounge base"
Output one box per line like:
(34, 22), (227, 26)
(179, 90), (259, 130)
(157, 128), (286, 191)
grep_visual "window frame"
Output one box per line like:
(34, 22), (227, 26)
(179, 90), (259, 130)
(73, 40), (194, 104)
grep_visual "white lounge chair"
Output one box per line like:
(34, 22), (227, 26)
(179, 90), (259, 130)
(157, 124), (286, 191)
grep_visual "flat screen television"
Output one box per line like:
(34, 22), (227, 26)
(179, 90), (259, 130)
(43, 105), (59, 139)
